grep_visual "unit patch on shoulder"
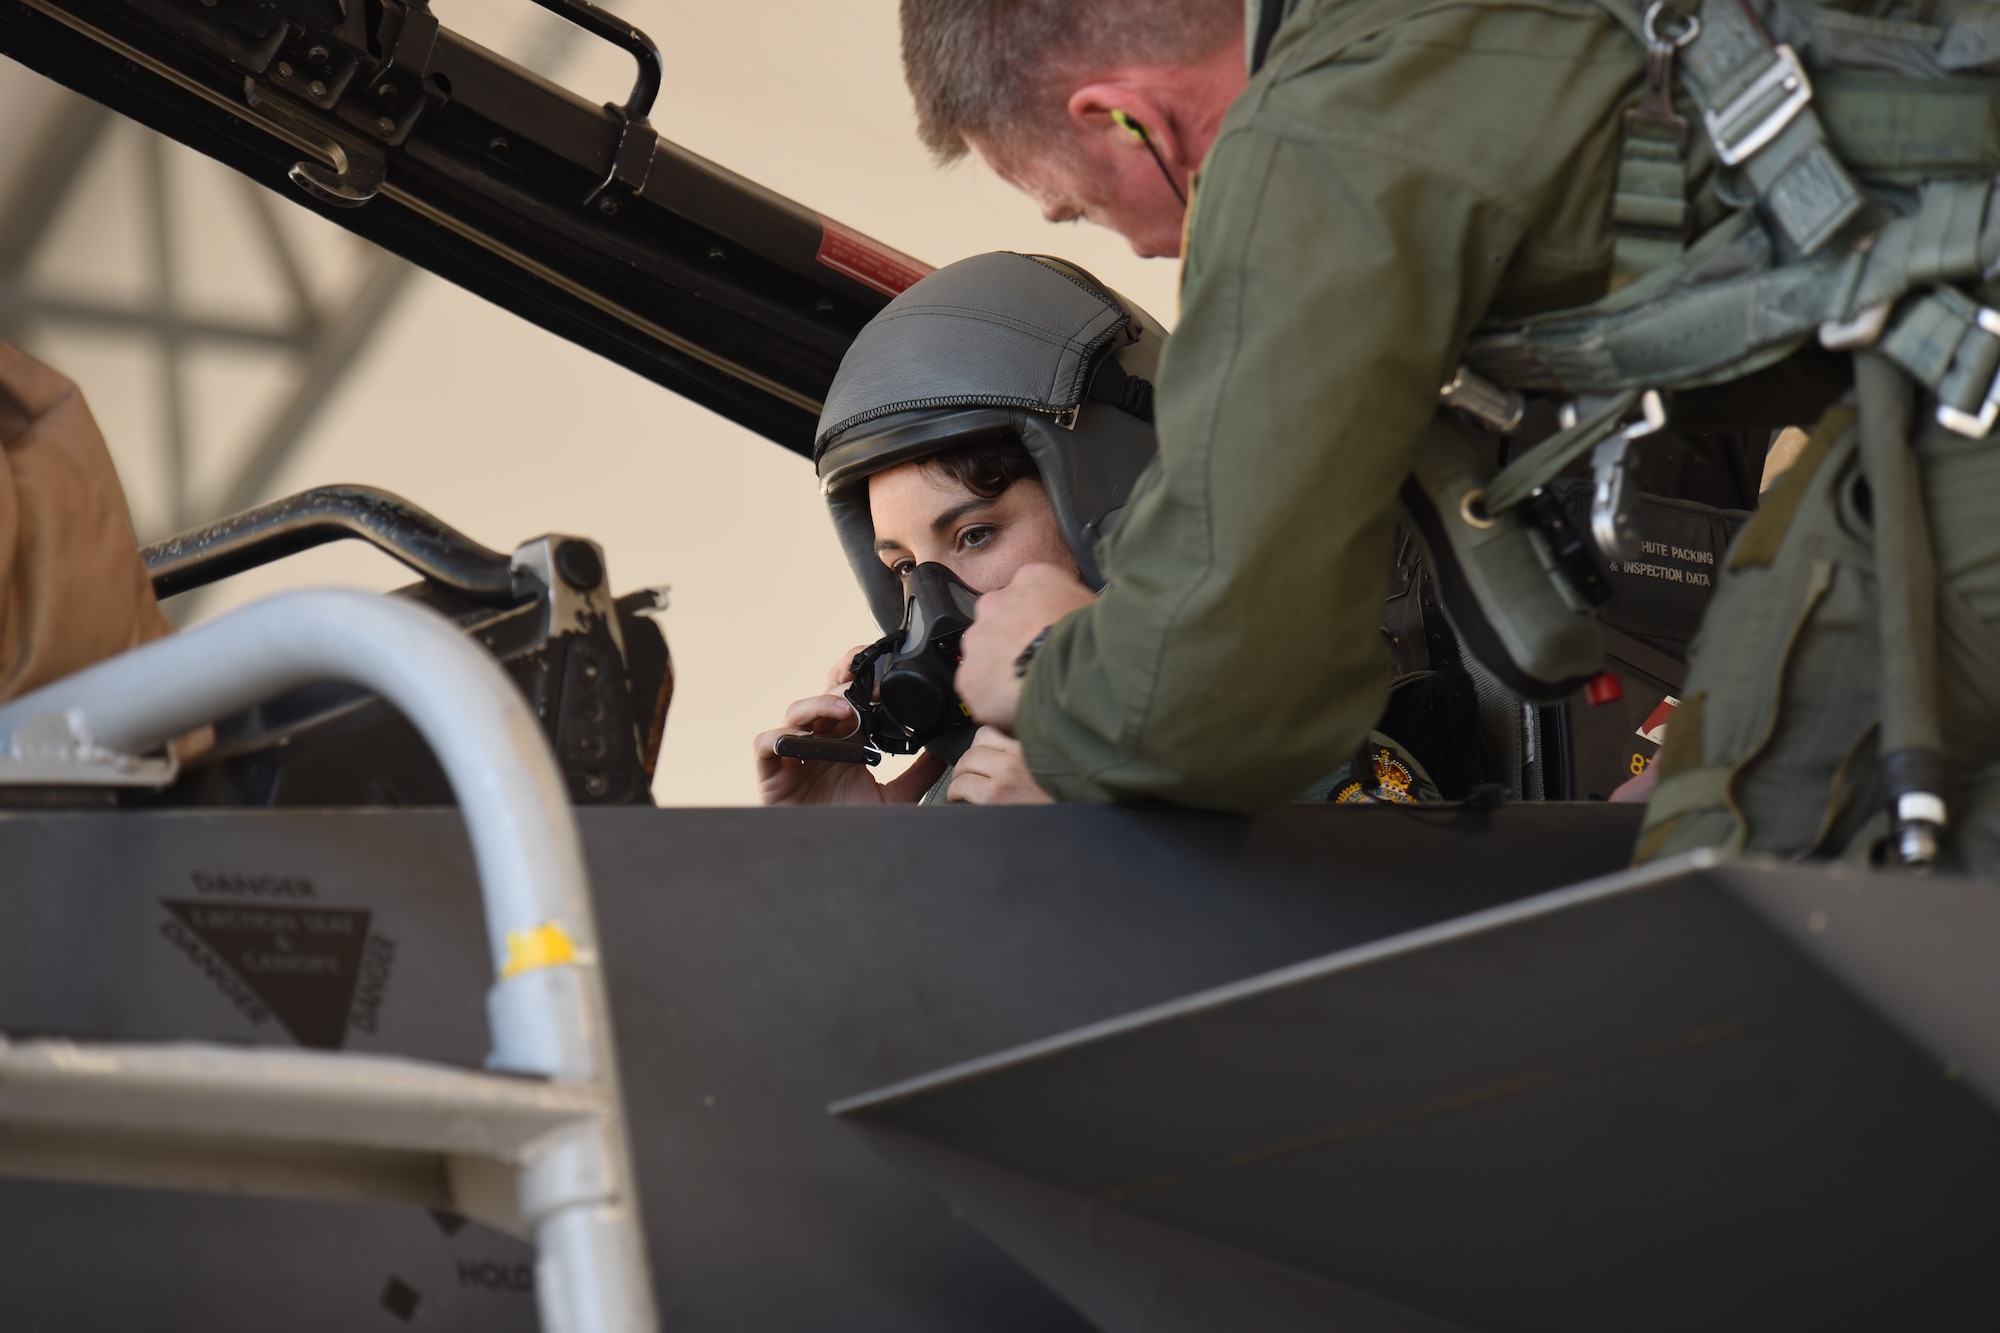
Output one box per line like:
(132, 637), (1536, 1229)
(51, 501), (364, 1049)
(1333, 748), (1418, 804)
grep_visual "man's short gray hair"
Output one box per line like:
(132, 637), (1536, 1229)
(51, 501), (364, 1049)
(901, 0), (1242, 161)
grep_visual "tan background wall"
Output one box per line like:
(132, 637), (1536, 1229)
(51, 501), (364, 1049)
(0, 1), (1179, 804)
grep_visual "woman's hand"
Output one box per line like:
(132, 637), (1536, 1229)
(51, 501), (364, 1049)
(755, 646), (944, 805)
(1609, 760), (1660, 804)
(947, 726), (1053, 805)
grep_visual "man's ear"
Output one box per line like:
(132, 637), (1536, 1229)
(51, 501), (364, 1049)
(1065, 84), (1183, 169)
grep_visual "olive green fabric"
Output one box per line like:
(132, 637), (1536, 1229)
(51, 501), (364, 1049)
(1016, 0), (1644, 809)
(1638, 404), (2000, 875)
(919, 731), (1441, 804)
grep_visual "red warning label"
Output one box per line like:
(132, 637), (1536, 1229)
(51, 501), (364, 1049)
(1637, 695), (1680, 747)
(816, 217), (932, 297)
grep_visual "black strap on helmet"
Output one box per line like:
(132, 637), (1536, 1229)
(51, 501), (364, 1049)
(1087, 356), (1156, 422)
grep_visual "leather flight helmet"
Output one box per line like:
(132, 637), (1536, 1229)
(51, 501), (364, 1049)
(814, 252), (1166, 633)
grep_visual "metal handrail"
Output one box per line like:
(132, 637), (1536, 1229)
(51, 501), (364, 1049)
(141, 485), (519, 603)
(528, 0), (664, 122)
(0, 589), (657, 1332)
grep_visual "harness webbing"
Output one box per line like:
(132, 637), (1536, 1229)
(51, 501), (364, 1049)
(1684, 0), (1865, 253)
(1455, 0), (2000, 864)
(1474, 178), (1999, 511)
(1465, 0), (2000, 515)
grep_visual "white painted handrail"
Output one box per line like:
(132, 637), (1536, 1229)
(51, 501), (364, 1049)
(0, 589), (656, 1333)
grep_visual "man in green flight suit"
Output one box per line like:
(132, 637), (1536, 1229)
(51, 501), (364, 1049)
(907, 0), (2000, 873)
(907, 0), (1653, 808)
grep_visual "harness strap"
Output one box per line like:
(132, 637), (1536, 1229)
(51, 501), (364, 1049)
(1086, 359), (1156, 422)
(1609, 7), (1699, 287)
(1613, 134), (1692, 269)
(1467, 174), (1999, 406)
(1755, 1), (2000, 78)
(1817, 81), (2000, 187)
(1612, 122), (1696, 288)
(1883, 288), (1990, 391)
(1940, 11), (2000, 72)
(1677, 0), (1866, 254)
(1485, 392), (1641, 515)
(1474, 181), (1998, 509)
(1470, 210), (1759, 389)
(1906, 177), (1994, 287)
(1881, 287), (2000, 438)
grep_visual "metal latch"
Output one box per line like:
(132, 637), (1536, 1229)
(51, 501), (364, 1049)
(1937, 305), (2000, 440)
(1439, 366), (1526, 434)
(1588, 389), (1667, 562)
(1705, 44), (1813, 166)
(1819, 299), (1892, 353)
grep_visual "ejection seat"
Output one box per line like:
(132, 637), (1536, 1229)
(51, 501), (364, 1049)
(133, 485), (672, 809)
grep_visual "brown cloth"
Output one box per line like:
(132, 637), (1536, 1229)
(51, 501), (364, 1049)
(0, 342), (173, 702)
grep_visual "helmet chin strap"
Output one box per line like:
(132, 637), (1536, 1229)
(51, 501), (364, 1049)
(1110, 109), (1187, 208)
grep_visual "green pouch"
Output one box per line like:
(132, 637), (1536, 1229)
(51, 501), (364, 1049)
(1398, 416), (1604, 702)
(1640, 413), (1885, 861)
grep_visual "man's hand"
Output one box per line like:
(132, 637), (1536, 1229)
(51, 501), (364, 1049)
(948, 726), (1054, 804)
(956, 562), (1095, 731)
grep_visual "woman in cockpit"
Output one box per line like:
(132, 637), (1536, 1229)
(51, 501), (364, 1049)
(753, 250), (1440, 808)
(752, 254), (1160, 804)
(754, 251), (1160, 806)
(754, 431), (1077, 805)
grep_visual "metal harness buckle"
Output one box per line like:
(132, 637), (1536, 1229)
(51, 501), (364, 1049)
(1589, 389), (1668, 562)
(1937, 306), (2000, 440)
(1704, 44), (1813, 167)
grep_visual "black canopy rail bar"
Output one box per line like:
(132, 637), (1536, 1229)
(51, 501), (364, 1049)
(142, 484), (522, 603)
(0, 0), (935, 456)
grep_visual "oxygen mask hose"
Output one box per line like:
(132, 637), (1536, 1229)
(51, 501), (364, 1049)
(1855, 354), (1948, 868)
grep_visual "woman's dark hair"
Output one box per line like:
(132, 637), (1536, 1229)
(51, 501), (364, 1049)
(917, 434), (1039, 499)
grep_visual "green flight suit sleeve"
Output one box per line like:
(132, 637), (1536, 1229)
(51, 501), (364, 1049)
(1014, 0), (1638, 810)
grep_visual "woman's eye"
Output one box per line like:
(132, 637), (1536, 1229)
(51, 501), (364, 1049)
(958, 525), (997, 552)
(891, 559), (915, 578)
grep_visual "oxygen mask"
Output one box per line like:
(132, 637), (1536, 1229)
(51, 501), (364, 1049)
(774, 562), (980, 767)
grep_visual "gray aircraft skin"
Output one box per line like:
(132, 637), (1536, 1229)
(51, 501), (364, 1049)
(3, 806), (1997, 1330)
(0, 3), (1997, 1330)
(0, 803), (1622, 1330)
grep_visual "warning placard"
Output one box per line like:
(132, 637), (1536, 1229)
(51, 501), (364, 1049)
(1637, 696), (1680, 747)
(163, 900), (371, 1049)
(816, 217), (931, 297)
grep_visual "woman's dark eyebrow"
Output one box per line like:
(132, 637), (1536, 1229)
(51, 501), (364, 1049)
(874, 498), (995, 552)
(929, 497), (993, 535)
